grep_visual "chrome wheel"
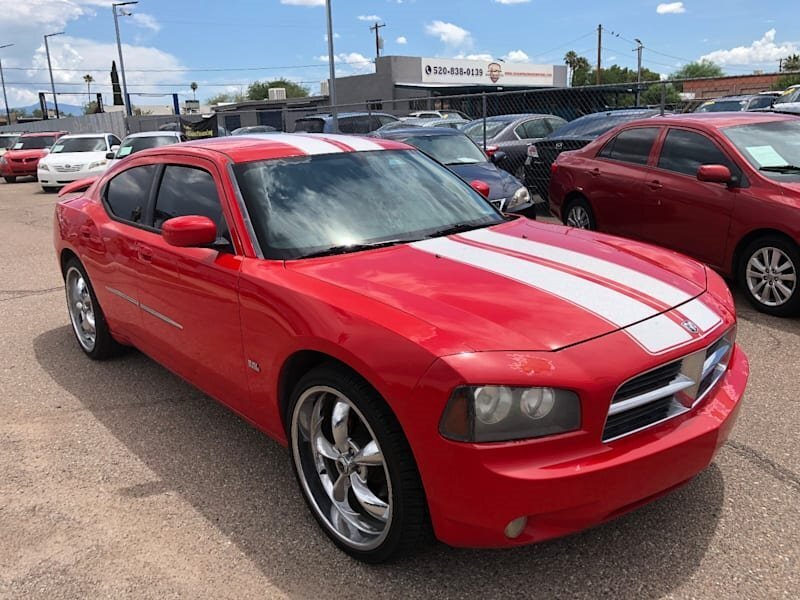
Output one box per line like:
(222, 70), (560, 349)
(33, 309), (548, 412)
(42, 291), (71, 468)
(745, 246), (797, 307)
(291, 386), (392, 551)
(566, 205), (592, 229)
(65, 266), (97, 352)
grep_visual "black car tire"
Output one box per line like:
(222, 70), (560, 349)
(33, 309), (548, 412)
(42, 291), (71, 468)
(42, 186), (58, 194)
(563, 196), (596, 230)
(738, 235), (800, 317)
(288, 363), (431, 563)
(4, 176), (16, 183)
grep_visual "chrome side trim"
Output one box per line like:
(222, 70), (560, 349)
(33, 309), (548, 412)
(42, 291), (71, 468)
(140, 303), (183, 330)
(106, 286), (139, 306)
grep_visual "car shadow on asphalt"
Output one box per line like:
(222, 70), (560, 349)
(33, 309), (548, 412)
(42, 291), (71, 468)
(34, 325), (725, 599)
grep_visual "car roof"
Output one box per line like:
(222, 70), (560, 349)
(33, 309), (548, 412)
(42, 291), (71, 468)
(485, 113), (550, 122)
(124, 131), (181, 138)
(20, 131), (67, 137)
(58, 133), (113, 139)
(297, 112), (396, 120)
(379, 127), (463, 139)
(641, 111), (797, 128)
(150, 133), (409, 163)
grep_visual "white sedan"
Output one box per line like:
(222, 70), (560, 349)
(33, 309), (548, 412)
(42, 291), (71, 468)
(107, 130), (186, 167)
(37, 133), (121, 192)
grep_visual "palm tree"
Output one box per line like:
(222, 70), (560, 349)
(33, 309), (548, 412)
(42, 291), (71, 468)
(190, 81), (198, 100)
(783, 54), (800, 71)
(83, 73), (94, 96)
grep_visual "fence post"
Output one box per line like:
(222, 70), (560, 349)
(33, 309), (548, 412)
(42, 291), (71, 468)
(482, 91), (487, 152)
(660, 82), (666, 116)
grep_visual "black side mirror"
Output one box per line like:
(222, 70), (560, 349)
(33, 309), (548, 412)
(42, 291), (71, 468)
(105, 152), (115, 160)
(491, 150), (508, 165)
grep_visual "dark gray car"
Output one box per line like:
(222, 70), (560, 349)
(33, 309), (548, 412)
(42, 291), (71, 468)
(462, 113), (567, 180)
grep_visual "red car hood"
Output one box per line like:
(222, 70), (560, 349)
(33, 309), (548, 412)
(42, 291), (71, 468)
(4, 149), (46, 161)
(288, 219), (712, 354)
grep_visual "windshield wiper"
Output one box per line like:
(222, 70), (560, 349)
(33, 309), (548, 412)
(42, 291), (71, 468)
(296, 238), (417, 259)
(759, 164), (800, 173)
(425, 221), (493, 238)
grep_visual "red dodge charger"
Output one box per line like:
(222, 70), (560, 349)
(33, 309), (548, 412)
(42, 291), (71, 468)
(53, 133), (748, 562)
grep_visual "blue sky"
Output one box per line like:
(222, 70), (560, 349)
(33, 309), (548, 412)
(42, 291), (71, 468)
(0, 0), (796, 107)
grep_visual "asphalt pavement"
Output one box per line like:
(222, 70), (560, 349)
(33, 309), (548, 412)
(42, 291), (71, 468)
(0, 179), (797, 599)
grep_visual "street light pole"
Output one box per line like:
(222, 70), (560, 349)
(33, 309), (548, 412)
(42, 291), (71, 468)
(112, 1), (138, 117)
(0, 43), (13, 125)
(634, 38), (643, 106)
(44, 32), (64, 119)
(325, 0), (338, 132)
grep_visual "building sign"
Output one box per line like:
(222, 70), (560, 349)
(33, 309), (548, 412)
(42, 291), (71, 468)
(421, 57), (555, 87)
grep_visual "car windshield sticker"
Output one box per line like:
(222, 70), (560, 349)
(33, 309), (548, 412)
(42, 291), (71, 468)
(117, 146), (133, 157)
(51, 144), (64, 153)
(13, 142), (23, 150)
(746, 145), (788, 167)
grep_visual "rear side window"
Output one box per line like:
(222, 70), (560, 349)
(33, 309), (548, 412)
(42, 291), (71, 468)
(747, 96), (775, 110)
(153, 165), (223, 230)
(339, 116), (372, 134)
(105, 165), (157, 223)
(294, 119), (325, 133)
(517, 119), (550, 139)
(657, 129), (739, 177)
(598, 127), (659, 165)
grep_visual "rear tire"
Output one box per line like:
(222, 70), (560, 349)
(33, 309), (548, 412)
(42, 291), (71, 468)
(738, 235), (800, 317)
(288, 364), (430, 563)
(4, 176), (16, 183)
(564, 196), (596, 230)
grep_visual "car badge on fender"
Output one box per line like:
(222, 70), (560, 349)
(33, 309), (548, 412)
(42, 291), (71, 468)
(681, 320), (699, 334)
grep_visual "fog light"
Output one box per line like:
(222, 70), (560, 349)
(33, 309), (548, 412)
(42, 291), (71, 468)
(504, 516), (528, 539)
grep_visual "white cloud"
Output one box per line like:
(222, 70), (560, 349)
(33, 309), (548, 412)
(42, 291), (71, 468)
(130, 13), (160, 33)
(656, 2), (686, 15)
(317, 52), (374, 74)
(425, 21), (472, 47)
(504, 49), (530, 62)
(0, 0), (112, 29)
(701, 29), (799, 66)
(396, 36), (408, 45)
(494, 0), (531, 4)
(455, 53), (494, 62)
(323, 32), (341, 41)
(357, 15), (382, 22)
(280, 0), (324, 6)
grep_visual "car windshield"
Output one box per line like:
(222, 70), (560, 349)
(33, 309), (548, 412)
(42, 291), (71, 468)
(233, 149), (502, 259)
(548, 111), (658, 139)
(696, 100), (746, 112)
(116, 135), (178, 157)
(774, 88), (800, 105)
(399, 133), (486, 165)
(0, 136), (19, 150)
(462, 120), (509, 141)
(723, 120), (800, 181)
(13, 136), (57, 150)
(51, 137), (107, 153)
(294, 119), (325, 133)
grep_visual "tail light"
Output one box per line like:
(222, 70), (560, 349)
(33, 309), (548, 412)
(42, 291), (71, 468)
(485, 145), (499, 158)
(550, 163), (559, 175)
(527, 144), (539, 159)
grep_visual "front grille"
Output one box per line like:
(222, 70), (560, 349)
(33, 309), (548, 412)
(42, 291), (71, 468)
(603, 329), (734, 442)
(54, 164), (84, 173)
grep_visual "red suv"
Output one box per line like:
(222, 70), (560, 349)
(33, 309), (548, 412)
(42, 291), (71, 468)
(0, 131), (67, 183)
(549, 113), (800, 316)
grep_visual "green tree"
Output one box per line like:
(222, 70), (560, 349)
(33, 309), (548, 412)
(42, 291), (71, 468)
(206, 91), (246, 105)
(641, 82), (681, 106)
(83, 73), (94, 96)
(83, 101), (100, 115)
(781, 53), (800, 71)
(772, 73), (800, 90)
(670, 60), (724, 80)
(564, 51), (592, 86)
(110, 60), (123, 106)
(247, 79), (310, 100)
(190, 81), (198, 100)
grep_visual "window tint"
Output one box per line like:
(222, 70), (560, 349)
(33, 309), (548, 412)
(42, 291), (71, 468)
(153, 166), (223, 230)
(517, 119), (550, 139)
(598, 127), (659, 165)
(109, 135), (122, 146)
(294, 118), (325, 133)
(747, 96), (775, 110)
(658, 129), (739, 177)
(339, 116), (372, 134)
(545, 116), (567, 132)
(548, 110), (659, 139)
(105, 165), (157, 223)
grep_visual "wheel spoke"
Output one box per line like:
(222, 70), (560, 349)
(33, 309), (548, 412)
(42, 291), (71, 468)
(775, 281), (793, 302)
(350, 473), (390, 520)
(331, 401), (350, 452)
(353, 440), (383, 467)
(332, 472), (349, 503)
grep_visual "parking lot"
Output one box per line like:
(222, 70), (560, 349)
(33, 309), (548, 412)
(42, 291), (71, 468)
(0, 179), (798, 599)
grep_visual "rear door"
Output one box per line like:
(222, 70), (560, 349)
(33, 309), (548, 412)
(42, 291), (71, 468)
(588, 126), (661, 239)
(641, 127), (741, 268)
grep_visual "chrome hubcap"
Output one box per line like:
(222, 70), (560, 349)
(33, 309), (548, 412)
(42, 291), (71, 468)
(745, 246), (796, 307)
(292, 386), (392, 550)
(65, 267), (96, 351)
(566, 205), (591, 229)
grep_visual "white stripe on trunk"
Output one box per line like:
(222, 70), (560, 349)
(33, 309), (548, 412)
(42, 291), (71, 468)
(252, 133), (344, 155)
(461, 229), (691, 308)
(315, 134), (386, 152)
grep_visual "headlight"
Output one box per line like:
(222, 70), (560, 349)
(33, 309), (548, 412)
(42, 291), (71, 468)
(38, 163), (49, 171)
(440, 385), (581, 442)
(87, 160), (107, 170)
(505, 186), (530, 211)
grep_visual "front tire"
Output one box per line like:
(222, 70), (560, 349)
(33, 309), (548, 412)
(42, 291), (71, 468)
(738, 236), (799, 317)
(564, 196), (596, 230)
(289, 364), (429, 563)
(63, 258), (125, 359)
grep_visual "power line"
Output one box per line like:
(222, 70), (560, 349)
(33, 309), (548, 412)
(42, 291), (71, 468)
(3, 60), (374, 73)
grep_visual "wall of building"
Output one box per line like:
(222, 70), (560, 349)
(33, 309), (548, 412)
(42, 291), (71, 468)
(683, 73), (784, 98)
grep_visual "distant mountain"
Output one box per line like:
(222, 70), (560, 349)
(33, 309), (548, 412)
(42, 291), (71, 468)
(13, 102), (89, 117)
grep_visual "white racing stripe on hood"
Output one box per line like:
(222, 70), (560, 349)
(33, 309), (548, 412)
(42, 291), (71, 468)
(677, 297), (722, 332)
(412, 236), (705, 353)
(314, 134), (386, 152)
(461, 229), (692, 308)
(257, 134), (344, 155)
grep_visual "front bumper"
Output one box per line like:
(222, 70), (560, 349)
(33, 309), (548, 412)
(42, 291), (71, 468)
(405, 338), (747, 548)
(1, 162), (38, 177)
(38, 165), (108, 187)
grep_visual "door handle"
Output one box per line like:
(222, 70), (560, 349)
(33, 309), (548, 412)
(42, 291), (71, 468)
(647, 180), (663, 190)
(589, 168), (601, 177)
(137, 245), (153, 262)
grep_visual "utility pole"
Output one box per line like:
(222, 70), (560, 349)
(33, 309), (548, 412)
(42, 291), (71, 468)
(44, 32), (64, 119)
(370, 22), (385, 60)
(325, 0), (338, 132)
(596, 24), (602, 85)
(112, 1), (138, 117)
(634, 38), (643, 106)
(0, 43), (12, 125)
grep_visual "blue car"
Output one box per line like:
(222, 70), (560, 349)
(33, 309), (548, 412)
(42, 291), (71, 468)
(375, 127), (533, 215)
